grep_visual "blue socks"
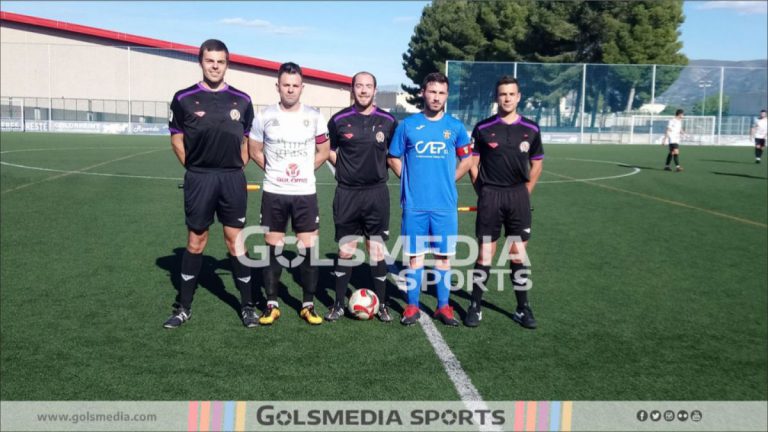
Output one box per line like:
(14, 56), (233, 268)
(436, 269), (451, 308)
(406, 267), (423, 306)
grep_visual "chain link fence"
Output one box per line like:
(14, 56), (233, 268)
(446, 60), (767, 145)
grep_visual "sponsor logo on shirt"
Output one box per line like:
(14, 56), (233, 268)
(275, 162), (308, 184)
(488, 142), (499, 149)
(344, 133), (354, 139)
(415, 140), (448, 156)
(194, 111), (206, 117)
(286, 163), (300, 178)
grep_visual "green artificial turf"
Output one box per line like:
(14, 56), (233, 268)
(1, 132), (765, 401)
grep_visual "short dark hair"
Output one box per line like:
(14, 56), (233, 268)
(675, 109), (685, 116)
(761, 109), (767, 114)
(495, 75), (519, 96)
(278, 62), (303, 79)
(198, 39), (229, 63)
(352, 71), (377, 89)
(421, 72), (449, 90)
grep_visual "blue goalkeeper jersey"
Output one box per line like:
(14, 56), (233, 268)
(389, 112), (471, 211)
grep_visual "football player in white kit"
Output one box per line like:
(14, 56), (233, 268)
(662, 109), (685, 172)
(249, 62), (330, 325)
(750, 109), (767, 163)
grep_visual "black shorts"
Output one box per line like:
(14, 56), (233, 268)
(668, 143), (680, 151)
(475, 185), (532, 243)
(756, 138), (766, 148)
(184, 169), (247, 231)
(333, 184), (390, 242)
(260, 191), (319, 234)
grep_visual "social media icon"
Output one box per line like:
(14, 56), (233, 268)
(637, 410), (648, 422)
(691, 410), (702, 422)
(664, 410), (675, 421)
(678, 410), (689, 421)
(650, 410), (661, 421)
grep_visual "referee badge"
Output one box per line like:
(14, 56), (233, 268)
(375, 131), (385, 143)
(519, 141), (530, 153)
(230, 109), (240, 121)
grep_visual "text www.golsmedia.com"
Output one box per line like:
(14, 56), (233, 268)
(36, 412), (157, 425)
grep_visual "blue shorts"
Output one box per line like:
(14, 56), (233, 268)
(401, 210), (458, 256)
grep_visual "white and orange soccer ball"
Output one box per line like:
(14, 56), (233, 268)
(348, 289), (380, 320)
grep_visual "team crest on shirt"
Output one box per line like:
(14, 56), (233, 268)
(286, 163), (300, 178)
(519, 141), (530, 153)
(375, 131), (385, 143)
(303, 119), (311, 128)
(230, 109), (240, 121)
(443, 130), (452, 139)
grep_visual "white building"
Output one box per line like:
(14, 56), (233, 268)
(0, 11), (352, 132)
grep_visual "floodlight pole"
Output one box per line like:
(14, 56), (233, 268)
(717, 67), (724, 145)
(698, 80), (712, 116)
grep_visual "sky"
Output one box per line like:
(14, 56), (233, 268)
(1, 1), (766, 87)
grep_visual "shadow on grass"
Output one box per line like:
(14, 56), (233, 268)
(617, 163), (663, 171)
(312, 253), (405, 316)
(712, 171), (767, 180)
(451, 284), (517, 323)
(156, 248), (264, 317)
(701, 159), (756, 165)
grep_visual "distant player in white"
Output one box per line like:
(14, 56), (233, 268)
(249, 62), (330, 325)
(662, 108), (685, 172)
(750, 109), (766, 163)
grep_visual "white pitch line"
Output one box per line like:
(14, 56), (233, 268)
(326, 157), (494, 426)
(0, 161), (182, 181)
(324, 160), (336, 176)
(1, 155), (641, 186)
(0, 148), (165, 194)
(418, 314), (502, 432)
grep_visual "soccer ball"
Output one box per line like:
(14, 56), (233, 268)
(348, 289), (380, 320)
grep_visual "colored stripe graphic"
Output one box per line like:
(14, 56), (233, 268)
(549, 401), (561, 432)
(561, 401), (573, 431)
(513, 401), (525, 431)
(223, 401), (235, 432)
(235, 401), (246, 432)
(199, 401), (210, 432)
(211, 401), (223, 432)
(526, 401), (537, 431)
(187, 401), (199, 432)
(537, 401), (549, 431)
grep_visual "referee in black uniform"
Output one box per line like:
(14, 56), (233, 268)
(163, 39), (258, 329)
(466, 75), (544, 328)
(325, 71), (398, 322)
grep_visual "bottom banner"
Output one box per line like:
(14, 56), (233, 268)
(1, 401), (765, 431)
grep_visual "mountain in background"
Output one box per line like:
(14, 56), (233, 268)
(638, 59), (766, 115)
(381, 59), (767, 116)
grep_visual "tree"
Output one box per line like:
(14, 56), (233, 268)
(691, 94), (729, 116)
(401, 0), (688, 127)
(401, 0), (488, 107)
